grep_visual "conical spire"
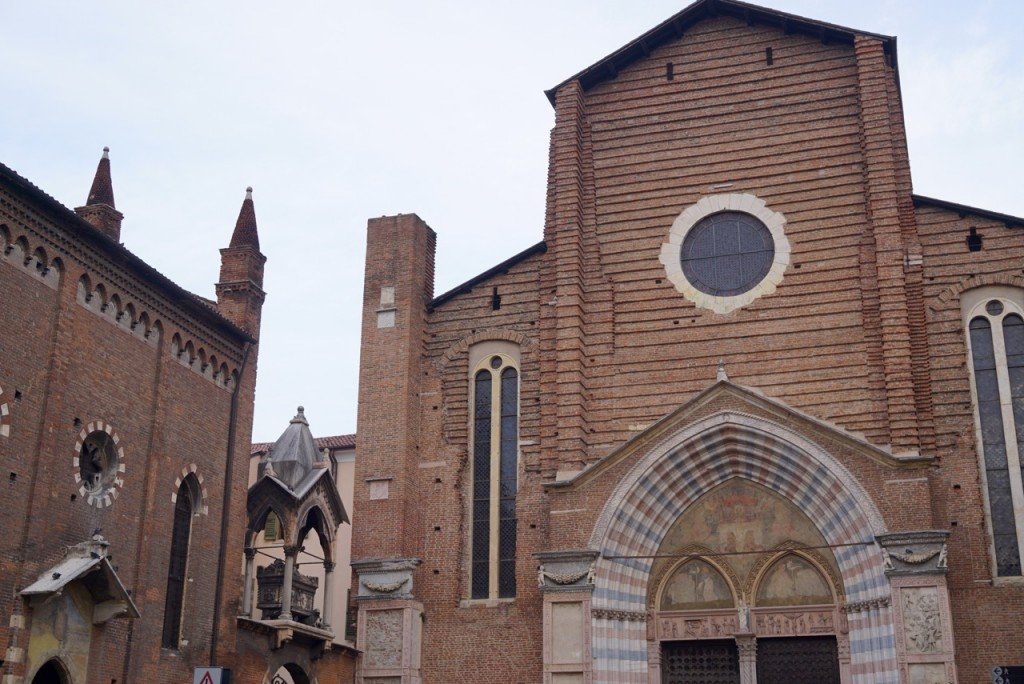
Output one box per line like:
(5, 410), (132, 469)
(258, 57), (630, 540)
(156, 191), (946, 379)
(75, 147), (123, 241)
(229, 186), (260, 250)
(86, 147), (115, 208)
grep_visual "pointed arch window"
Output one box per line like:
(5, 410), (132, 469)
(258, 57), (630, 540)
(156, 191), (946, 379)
(966, 291), (1024, 577)
(470, 353), (519, 599)
(162, 475), (198, 648)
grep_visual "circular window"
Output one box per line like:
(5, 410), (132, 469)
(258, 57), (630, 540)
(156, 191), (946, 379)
(660, 193), (789, 314)
(680, 212), (774, 296)
(74, 423), (125, 507)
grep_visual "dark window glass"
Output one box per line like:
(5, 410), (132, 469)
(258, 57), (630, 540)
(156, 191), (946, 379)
(680, 211), (774, 297)
(471, 370), (492, 598)
(987, 300), (1005, 316)
(971, 316), (1022, 575)
(1004, 314), (1024, 575)
(162, 480), (194, 648)
(498, 367), (518, 598)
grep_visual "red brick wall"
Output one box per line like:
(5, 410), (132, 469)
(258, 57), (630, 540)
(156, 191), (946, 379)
(0, 179), (260, 684)
(351, 13), (1020, 684)
(917, 202), (1024, 682)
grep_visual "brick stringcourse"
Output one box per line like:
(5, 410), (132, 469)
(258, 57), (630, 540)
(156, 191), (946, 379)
(75, 273), (160, 348)
(0, 224), (61, 291)
(1, 190), (245, 366)
(72, 421), (126, 508)
(172, 464), (210, 516)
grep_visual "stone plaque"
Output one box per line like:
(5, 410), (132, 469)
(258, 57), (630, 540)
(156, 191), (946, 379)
(908, 663), (947, 684)
(365, 609), (404, 669)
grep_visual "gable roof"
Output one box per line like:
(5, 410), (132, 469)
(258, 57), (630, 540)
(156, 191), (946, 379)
(912, 194), (1024, 229)
(251, 433), (355, 456)
(545, 0), (897, 106)
(429, 240), (547, 310)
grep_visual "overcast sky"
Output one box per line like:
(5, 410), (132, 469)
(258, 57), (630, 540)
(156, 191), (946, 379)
(2, 1), (1021, 442)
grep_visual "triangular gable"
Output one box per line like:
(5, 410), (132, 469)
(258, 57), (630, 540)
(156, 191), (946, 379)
(248, 468), (349, 527)
(547, 380), (931, 490)
(545, 0), (897, 105)
(21, 536), (140, 623)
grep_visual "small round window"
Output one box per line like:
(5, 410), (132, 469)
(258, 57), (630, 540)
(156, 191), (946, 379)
(660, 193), (789, 314)
(680, 211), (774, 297)
(80, 431), (118, 494)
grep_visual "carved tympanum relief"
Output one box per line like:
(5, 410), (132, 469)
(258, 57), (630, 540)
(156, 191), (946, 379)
(651, 479), (843, 610)
(661, 559), (735, 611)
(901, 587), (942, 655)
(756, 554), (833, 607)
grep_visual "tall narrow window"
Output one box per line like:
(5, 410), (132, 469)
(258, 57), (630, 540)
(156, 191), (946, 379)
(163, 476), (197, 647)
(470, 353), (519, 599)
(966, 293), (1024, 577)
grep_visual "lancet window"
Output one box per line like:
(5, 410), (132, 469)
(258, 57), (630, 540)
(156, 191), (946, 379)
(470, 352), (519, 599)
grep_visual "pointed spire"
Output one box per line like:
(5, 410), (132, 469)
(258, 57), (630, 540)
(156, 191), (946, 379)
(86, 147), (115, 208)
(229, 186), (260, 250)
(76, 147), (123, 241)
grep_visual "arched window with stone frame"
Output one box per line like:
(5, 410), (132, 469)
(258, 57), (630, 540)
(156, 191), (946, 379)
(964, 286), (1024, 577)
(468, 342), (520, 600)
(162, 474), (200, 648)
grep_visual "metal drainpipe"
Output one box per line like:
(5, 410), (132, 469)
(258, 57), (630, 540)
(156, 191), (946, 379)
(209, 340), (253, 665)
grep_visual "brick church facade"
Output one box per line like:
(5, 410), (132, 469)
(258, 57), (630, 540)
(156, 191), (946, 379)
(349, 2), (1024, 683)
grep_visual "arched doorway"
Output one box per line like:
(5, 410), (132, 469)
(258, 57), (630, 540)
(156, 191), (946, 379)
(587, 411), (897, 682)
(32, 659), (69, 684)
(269, 663), (311, 684)
(651, 480), (845, 683)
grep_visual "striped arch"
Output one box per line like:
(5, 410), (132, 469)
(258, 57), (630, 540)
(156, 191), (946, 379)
(588, 411), (898, 683)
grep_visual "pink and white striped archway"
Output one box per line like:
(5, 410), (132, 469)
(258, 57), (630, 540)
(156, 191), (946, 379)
(588, 411), (899, 683)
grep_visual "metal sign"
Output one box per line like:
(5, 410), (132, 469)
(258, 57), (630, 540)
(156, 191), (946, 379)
(994, 666), (1024, 684)
(193, 667), (230, 684)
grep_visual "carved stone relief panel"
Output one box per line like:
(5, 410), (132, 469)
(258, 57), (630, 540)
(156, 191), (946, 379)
(901, 587), (942, 655)
(364, 609), (404, 669)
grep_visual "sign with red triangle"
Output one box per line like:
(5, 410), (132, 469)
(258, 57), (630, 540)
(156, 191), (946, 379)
(193, 668), (228, 684)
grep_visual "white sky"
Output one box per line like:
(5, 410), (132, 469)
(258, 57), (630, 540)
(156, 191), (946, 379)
(2, 1), (1021, 442)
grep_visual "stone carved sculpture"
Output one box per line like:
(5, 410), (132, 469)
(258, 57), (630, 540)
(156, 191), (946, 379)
(363, 577), (409, 594)
(902, 588), (942, 654)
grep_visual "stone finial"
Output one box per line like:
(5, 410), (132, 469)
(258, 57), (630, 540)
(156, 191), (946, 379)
(717, 360), (729, 382)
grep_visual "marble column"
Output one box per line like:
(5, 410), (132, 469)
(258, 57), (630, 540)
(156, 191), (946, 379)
(535, 550), (599, 684)
(352, 557), (423, 684)
(322, 560), (335, 631)
(241, 546), (256, 617)
(735, 634), (757, 684)
(280, 544), (301, 622)
(876, 530), (958, 684)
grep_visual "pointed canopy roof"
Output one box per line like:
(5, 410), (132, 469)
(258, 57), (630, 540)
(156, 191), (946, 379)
(259, 406), (328, 492)
(545, 0), (898, 106)
(86, 147), (115, 208)
(229, 186), (260, 250)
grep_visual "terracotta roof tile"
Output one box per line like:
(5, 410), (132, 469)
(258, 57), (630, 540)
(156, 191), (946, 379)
(251, 433), (355, 455)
